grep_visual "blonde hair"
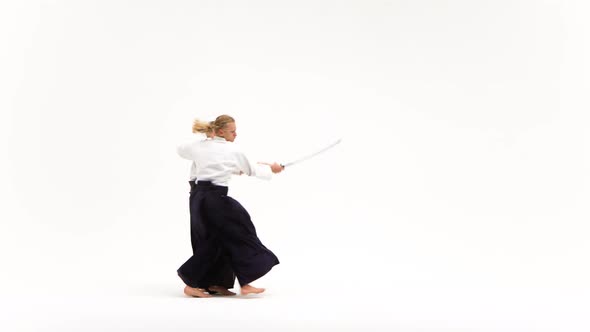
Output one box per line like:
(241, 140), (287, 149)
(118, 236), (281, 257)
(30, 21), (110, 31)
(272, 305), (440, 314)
(192, 114), (235, 135)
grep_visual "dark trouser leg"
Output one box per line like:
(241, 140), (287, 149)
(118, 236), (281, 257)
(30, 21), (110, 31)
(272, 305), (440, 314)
(200, 251), (235, 289)
(204, 196), (280, 286)
(180, 189), (236, 289)
(177, 239), (217, 288)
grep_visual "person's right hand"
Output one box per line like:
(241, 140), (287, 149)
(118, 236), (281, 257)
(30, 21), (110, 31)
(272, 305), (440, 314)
(269, 162), (284, 174)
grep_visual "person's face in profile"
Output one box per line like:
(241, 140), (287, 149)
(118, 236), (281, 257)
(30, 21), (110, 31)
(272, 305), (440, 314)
(218, 122), (237, 142)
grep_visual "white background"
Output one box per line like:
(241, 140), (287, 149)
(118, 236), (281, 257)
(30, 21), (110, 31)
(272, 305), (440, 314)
(1, 0), (589, 331)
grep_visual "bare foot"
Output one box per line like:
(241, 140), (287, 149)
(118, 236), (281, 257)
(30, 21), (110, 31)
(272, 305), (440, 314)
(208, 286), (236, 296)
(184, 286), (212, 298)
(241, 284), (265, 295)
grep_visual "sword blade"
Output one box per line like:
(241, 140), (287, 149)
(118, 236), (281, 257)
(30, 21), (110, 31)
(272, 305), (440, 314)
(282, 138), (342, 167)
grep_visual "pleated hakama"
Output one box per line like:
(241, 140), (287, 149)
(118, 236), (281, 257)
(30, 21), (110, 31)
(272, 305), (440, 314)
(178, 181), (279, 288)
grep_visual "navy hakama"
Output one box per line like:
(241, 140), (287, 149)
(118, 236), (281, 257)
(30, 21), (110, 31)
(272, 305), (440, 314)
(178, 181), (279, 288)
(179, 180), (235, 290)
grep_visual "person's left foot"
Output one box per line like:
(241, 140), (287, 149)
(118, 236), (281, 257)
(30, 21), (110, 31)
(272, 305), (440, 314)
(208, 286), (236, 296)
(240, 284), (265, 295)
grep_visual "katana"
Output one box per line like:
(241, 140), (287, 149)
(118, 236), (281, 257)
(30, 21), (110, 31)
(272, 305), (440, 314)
(281, 138), (342, 168)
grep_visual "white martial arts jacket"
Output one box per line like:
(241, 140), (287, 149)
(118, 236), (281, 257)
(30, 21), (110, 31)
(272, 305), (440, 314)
(177, 137), (272, 186)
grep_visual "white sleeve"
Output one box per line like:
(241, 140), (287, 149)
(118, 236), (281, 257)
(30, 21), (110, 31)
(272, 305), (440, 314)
(252, 163), (273, 180)
(177, 141), (198, 160)
(234, 150), (272, 180)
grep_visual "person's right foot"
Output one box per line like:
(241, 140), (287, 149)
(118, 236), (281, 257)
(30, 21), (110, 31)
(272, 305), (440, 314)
(240, 284), (265, 295)
(184, 286), (212, 298)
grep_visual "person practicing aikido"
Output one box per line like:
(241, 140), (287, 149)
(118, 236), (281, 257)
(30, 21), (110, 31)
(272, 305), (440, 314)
(176, 114), (283, 297)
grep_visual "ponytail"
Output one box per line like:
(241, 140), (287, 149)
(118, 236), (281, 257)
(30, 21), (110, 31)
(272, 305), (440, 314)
(192, 114), (235, 135)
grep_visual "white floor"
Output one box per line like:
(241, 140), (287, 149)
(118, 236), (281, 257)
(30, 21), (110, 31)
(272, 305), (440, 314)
(2, 210), (589, 332)
(2, 278), (589, 331)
